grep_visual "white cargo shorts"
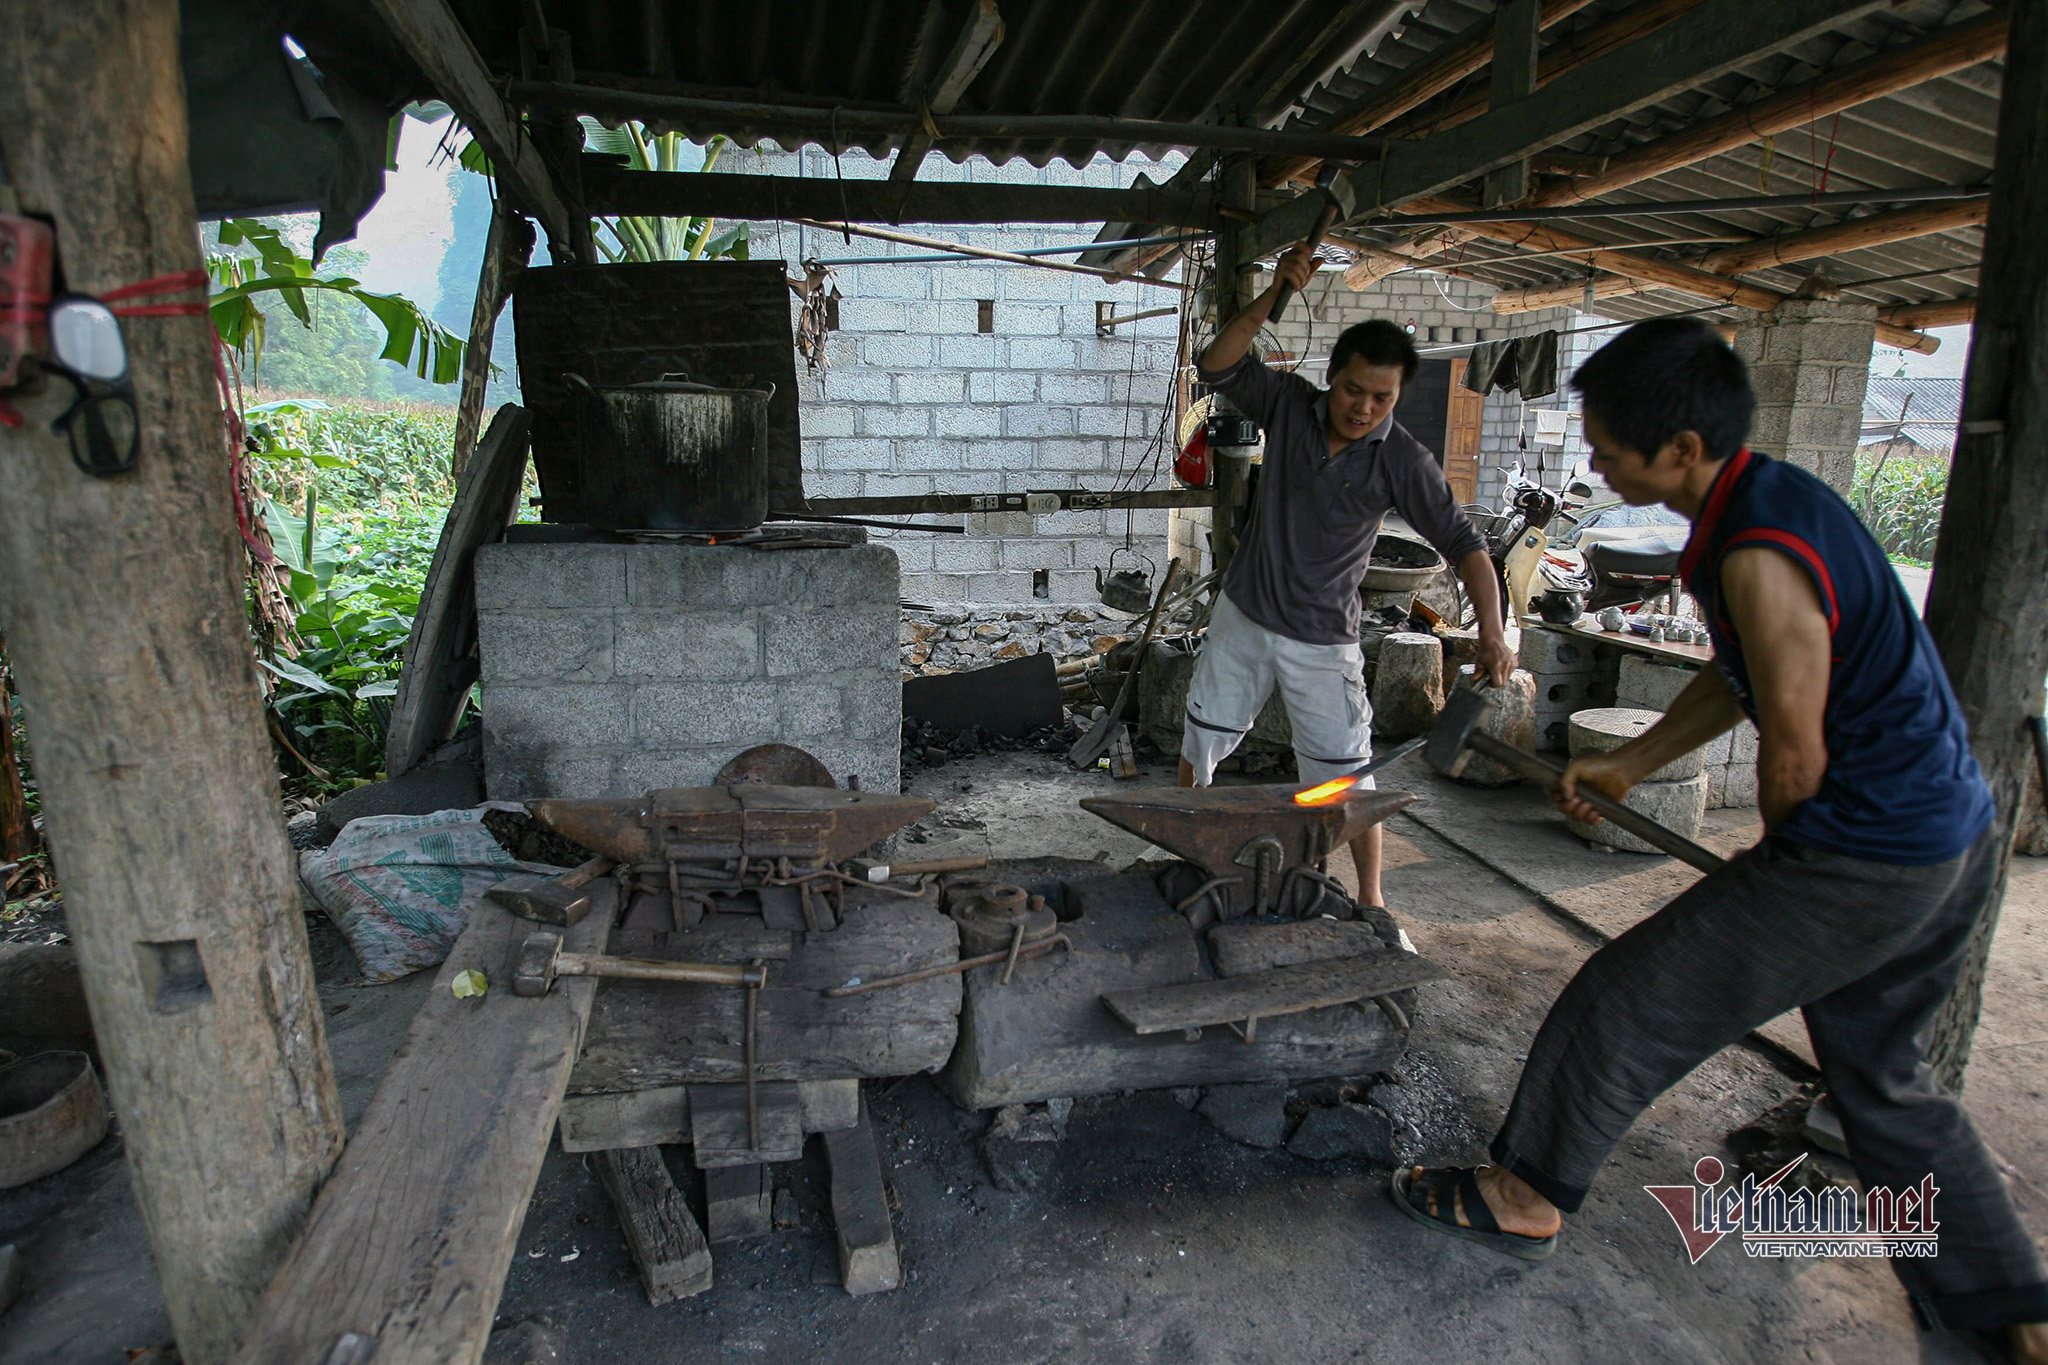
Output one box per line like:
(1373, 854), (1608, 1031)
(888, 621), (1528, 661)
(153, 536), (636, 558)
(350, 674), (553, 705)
(1181, 592), (1375, 787)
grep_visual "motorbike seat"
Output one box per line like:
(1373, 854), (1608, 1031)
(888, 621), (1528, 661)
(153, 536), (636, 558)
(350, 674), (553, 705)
(1587, 541), (1682, 578)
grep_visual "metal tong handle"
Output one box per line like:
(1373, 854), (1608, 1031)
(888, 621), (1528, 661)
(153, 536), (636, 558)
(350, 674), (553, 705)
(1268, 200), (1342, 323)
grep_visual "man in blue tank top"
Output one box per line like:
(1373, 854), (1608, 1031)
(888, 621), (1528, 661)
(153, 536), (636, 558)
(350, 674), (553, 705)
(1392, 319), (2048, 1361)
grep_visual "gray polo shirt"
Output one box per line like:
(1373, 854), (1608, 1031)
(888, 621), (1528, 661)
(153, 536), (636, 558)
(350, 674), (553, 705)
(1200, 352), (1486, 645)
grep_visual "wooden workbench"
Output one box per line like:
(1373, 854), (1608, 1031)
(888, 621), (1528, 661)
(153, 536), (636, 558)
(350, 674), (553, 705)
(1553, 616), (1715, 667)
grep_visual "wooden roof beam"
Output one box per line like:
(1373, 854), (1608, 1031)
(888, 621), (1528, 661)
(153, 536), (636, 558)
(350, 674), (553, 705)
(368, 0), (579, 254)
(1883, 297), (1976, 329)
(1526, 7), (2010, 208)
(887, 0), (1005, 186)
(1244, 0), (1894, 261)
(1264, 0), (1603, 186)
(1490, 196), (1990, 310)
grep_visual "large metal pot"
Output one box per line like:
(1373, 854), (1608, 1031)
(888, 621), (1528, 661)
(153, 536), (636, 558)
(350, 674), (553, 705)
(567, 372), (774, 532)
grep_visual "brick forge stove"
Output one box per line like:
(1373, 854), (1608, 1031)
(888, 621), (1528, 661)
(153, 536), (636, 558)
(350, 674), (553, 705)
(473, 538), (904, 800)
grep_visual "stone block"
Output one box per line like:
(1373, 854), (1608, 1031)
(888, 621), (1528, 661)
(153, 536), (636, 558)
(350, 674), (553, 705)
(999, 538), (1074, 570)
(966, 571), (1037, 603)
(839, 674), (903, 741)
(821, 369), (893, 403)
(816, 438), (895, 472)
(482, 683), (633, 750)
(999, 304), (1063, 335)
(475, 611), (615, 683)
(764, 610), (898, 678)
(1709, 761), (1759, 810)
(1617, 655), (1698, 712)
(936, 406), (1003, 438)
(861, 406), (931, 437)
(969, 371), (1039, 404)
(1005, 337), (1077, 370)
(486, 750), (617, 801)
(803, 406), (857, 438)
(632, 681), (781, 746)
(475, 543), (626, 610)
(896, 371), (967, 404)
(1700, 728), (1734, 767)
(1198, 1083), (1290, 1149)
(1518, 626), (1596, 676)
(776, 682), (845, 740)
(1449, 666), (1538, 787)
(612, 611), (759, 680)
(1287, 1103), (1395, 1163)
(1567, 770), (1708, 854)
(933, 538), (1000, 573)
(1566, 707), (1704, 781)
(938, 335), (999, 367)
(779, 738), (900, 794)
(1731, 720), (1759, 762)
(1003, 405), (1076, 437)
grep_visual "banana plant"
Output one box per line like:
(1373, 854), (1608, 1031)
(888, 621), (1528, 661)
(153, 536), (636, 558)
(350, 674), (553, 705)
(206, 218), (467, 384)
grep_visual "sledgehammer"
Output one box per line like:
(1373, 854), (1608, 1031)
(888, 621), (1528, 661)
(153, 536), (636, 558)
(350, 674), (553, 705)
(1425, 684), (1727, 874)
(487, 855), (616, 927)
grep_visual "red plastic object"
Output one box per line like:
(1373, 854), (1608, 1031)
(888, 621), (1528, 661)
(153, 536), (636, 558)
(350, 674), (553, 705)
(0, 213), (55, 388)
(1175, 425), (1210, 488)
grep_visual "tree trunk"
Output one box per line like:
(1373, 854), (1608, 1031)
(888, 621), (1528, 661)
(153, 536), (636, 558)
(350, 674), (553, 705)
(0, 4), (345, 1361)
(1921, 6), (2048, 1094)
(450, 204), (532, 482)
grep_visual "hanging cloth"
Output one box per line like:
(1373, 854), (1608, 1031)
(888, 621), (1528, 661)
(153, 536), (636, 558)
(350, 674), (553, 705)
(1460, 330), (1562, 400)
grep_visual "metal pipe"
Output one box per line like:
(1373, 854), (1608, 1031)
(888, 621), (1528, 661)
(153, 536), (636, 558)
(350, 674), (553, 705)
(811, 231), (1207, 267)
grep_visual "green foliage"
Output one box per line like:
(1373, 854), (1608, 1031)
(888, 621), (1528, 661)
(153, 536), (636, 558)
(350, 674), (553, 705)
(207, 219), (469, 389)
(1851, 450), (1949, 563)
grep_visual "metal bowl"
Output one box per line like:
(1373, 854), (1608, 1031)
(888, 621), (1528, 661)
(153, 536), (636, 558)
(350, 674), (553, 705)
(1360, 533), (1447, 592)
(0, 1051), (109, 1189)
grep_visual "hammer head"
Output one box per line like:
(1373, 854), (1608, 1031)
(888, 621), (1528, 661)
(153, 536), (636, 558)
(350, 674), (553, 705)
(512, 930), (565, 998)
(1425, 683), (1495, 779)
(487, 872), (592, 927)
(1314, 163), (1358, 221)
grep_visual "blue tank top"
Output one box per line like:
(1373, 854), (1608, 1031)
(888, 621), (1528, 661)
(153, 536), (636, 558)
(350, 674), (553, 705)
(1680, 449), (1991, 865)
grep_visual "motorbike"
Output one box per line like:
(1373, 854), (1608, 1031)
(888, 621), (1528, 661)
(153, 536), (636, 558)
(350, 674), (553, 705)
(1461, 462), (1594, 626)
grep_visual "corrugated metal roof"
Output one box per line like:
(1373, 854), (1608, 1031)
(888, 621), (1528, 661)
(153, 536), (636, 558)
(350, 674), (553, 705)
(1294, 0), (1996, 330)
(438, 0), (1423, 167)
(1863, 375), (1962, 436)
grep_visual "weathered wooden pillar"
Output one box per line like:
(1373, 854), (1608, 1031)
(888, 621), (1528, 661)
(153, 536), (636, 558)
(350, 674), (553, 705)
(1922, 1), (2048, 1092)
(0, 3), (345, 1360)
(450, 204), (534, 482)
(1209, 156), (1260, 576)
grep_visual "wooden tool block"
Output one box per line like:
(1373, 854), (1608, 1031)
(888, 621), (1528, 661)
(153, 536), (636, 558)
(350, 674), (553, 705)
(688, 1081), (803, 1167)
(704, 1164), (773, 1244)
(559, 1077), (862, 1152)
(570, 896), (961, 1091)
(594, 1147), (713, 1304)
(1207, 919), (1391, 975)
(823, 1098), (900, 1296)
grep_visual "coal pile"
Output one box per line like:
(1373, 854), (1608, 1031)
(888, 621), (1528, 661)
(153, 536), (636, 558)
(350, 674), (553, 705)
(899, 716), (1068, 774)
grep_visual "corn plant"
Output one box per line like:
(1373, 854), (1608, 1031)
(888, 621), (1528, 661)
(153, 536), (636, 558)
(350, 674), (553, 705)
(1851, 451), (1949, 564)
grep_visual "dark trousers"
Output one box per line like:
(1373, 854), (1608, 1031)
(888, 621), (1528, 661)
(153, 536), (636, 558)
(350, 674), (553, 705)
(1490, 828), (2048, 1332)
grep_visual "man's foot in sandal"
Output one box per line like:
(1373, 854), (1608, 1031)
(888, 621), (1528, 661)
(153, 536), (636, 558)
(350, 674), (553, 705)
(1391, 1164), (1562, 1261)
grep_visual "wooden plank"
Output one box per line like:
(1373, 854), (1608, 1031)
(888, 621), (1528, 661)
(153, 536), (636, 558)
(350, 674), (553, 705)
(1246, 0), (1891, 259)
(227, 884), (616, 1365)
(703, 1164), (773, 1245)
(580, 160), (1213, 227)
(559, 1078), (864, 1152)
(886, 0), (1005, 186)
(687, 1082), (804, 1167)
(385, 405), (529, 778)
(823, 1098), (901, 1296)
(366, 0), (574, 250)
(1102, 952), (1448, 1036)
(593, 1147), (713, 1304)
(1884, 298), (1977, 330)
(1560, 619), (1714, 667)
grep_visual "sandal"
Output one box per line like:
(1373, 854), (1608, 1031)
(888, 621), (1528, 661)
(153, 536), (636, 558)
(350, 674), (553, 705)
(1390, 1165), (1558, 1261)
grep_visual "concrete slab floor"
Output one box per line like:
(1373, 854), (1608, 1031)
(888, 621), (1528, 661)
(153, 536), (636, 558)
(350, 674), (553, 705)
(2, 749), (2041, 1364)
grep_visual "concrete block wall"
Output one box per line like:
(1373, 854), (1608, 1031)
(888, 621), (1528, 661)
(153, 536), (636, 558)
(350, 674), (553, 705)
(724, 145), (1186, 606)
(1734, 299), (1876, 495)
(475, 542), (902, 797)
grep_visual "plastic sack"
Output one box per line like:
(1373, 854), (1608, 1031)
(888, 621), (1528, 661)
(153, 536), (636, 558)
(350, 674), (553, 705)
(298, 803), (555, 984)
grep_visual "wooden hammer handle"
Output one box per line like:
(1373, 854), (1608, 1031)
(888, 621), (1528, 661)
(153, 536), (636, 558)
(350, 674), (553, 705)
(558, 953), (766, 987)
(559, 855), (617, 890)
(890, 855), (990, 875)
(1466, 733), (1727, 874)
(1268, 201), (1341, 323)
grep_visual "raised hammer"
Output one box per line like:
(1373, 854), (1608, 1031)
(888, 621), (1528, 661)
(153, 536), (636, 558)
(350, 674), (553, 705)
(512, 929), (769, 998)
(1268, 164), (1357, 323)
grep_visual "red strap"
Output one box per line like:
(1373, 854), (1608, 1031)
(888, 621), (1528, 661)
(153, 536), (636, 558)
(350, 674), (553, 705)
(100, 269), (209, 302)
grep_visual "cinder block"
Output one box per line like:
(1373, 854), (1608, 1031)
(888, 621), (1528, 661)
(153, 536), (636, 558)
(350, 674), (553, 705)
(786, 738), (901, 794)
(999, 538), (1074, 570)
(777, 683), (844, 740)
(1617, 655), (1699, 712)
(763, 611), (898, 679)
(965, 572), (1038, 603)
(966, 511), (1034, 537)
(999, 304), (1063, 336)
(1518, 626), (1596, 676)
(837, 298), (906, 332)
(803, 406), (857, 438)
(1002, 405), (1075, 437)
(935, 407), (1002, 437)
(969, 371), (1038, 404)
(839, 673), (903, 741)
(615, 748), (733, 793)
(476, 610), (614, 683)
(632, 681), (782, 746)
(475, 543), (626, 610)
(1700, 729), (1734, 767)
(821, 370), (892, 403)
(860, 334), (932, 368)
(896, 372), (967, 404)
(485, 750), (618, 801)
(612, 611), (759, 680)
(1567, 707), (1704, 781)
(817, 438), (895, 472)
(937, 335), (998, 367)
(1731, 720), (1760, 762)
(1040, 373), (1109, 404)
(1534, 673), (1605, 711)
(483, 683), (634, 749)
(861, 407), (931, 437)
(1005, 337), (1077, 369)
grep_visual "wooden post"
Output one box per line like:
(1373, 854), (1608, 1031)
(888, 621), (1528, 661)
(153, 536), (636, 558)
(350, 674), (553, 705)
(0, 643), (32, 863)
(450, 205), (533, 482)
(1210, 157), (1259, 578)
(1922, 3), (2048, 1093)
(0, 5), (345, 1361)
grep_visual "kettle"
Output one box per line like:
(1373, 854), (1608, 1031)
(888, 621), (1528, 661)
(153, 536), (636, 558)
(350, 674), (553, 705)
(1095, 548), (1156, 614)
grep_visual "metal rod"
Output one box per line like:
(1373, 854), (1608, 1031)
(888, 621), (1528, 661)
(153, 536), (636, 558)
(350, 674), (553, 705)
(1096, 304), (1181, 332)
(1361, 183), (1986, 228)
(512, 80), (1393, 158)
(796, 218), (1191, 291)
(744, 963), (760, 1153)
(811, 231), (1207, 267)
(766, 510), (966, 534)
(821, 934), (1068, 997)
